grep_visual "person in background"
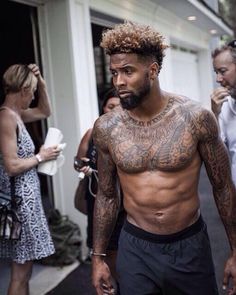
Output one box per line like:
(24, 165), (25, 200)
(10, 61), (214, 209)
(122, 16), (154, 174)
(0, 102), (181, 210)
(0, 64), (61, 295)
(92, 21), (236, 295)
(211, 39), (236, 186)
(74, 88), (125, 285)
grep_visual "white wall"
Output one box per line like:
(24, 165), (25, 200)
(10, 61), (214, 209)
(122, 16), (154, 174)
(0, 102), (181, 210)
(171, 49), (200, 102)
(38, 0), (98, 255)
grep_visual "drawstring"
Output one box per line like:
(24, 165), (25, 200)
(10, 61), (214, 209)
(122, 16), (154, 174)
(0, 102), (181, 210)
(77, 168), (98, 198)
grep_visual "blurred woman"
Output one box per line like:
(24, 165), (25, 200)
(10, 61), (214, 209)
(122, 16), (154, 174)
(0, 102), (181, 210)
(0, 64), (60, 295)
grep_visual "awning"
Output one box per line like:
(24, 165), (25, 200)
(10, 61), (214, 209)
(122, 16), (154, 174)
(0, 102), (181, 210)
(151, 0), (233, 37)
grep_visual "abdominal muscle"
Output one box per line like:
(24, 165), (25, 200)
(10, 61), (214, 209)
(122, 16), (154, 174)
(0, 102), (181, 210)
(118, 161), (201, 235)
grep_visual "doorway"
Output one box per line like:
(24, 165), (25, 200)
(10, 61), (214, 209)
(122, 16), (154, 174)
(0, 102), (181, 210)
(0, 1), (54, 211)
(91, 23), (113, 113)
(91, 10), (123, 113)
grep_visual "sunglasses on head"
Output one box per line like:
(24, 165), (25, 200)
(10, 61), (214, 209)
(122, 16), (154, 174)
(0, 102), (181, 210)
(227, 40), (236, 48)
(19, 65), (31, 89)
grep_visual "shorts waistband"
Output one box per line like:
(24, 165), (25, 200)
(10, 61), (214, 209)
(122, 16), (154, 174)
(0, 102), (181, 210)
(123, 215), (204, 244)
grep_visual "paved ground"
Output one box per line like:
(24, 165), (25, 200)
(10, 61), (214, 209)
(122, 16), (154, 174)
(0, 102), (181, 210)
(47, 166), (231, 295)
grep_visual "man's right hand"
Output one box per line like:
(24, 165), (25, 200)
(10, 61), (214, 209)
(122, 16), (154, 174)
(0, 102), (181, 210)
(92, 258), (115, 295)
(211, 87), (229, 116)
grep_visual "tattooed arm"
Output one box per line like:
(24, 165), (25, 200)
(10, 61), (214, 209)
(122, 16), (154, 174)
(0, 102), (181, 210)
(197, 109), (236, 293)
(92, 117), (119, 295)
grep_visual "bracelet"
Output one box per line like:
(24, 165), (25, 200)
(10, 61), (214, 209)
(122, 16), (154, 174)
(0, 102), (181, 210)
(35, 154), (43, 163)
(90, 250), (107, 257)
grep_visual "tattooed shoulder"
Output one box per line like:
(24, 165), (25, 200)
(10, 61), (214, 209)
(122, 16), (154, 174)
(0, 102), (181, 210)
(189, 104), (219, 142)
(172, 96), (219, 141)
(93, 106), (124, 151)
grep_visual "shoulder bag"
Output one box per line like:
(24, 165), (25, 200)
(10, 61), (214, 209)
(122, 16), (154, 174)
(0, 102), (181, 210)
(0, 177), (22, 240)
(74, 176), (88, 215)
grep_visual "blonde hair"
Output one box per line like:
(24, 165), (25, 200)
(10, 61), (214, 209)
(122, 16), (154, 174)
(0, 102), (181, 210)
(3, 64), (37, 94)
(100, 21), (169, 73)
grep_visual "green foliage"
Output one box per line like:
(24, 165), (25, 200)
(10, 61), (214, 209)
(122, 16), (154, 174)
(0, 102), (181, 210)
(40, 209), (83, 266)
(219, 0), (236, 37)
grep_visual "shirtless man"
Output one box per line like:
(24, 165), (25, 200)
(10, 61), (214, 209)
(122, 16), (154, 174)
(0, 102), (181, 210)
(92, 22), (236, 295)
(211, 40), (236, 185)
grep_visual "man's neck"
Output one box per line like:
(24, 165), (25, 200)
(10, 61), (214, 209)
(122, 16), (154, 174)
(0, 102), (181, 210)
(128, 89), (169, 122)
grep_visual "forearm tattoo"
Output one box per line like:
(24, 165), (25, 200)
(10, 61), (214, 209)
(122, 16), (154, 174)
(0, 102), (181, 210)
(197, 109), (236, 249)
(93, 125), (120, 251)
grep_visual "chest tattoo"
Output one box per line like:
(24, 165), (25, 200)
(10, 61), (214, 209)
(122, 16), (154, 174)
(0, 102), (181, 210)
(107, 98), (200, 173)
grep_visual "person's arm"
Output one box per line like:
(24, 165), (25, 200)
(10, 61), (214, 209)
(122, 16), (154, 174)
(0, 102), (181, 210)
(197, 109), (236, 292)
(73, 129), (93, 214)
(74, 128), (93, 174)
(92, 119), (119, 295)
(0, 110), (60, 176)
(21, 64), (52, 123)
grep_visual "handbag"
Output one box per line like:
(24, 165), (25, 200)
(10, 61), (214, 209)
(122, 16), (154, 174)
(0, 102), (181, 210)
(74, 177), (88, 215)
(0, 177), (22, 240)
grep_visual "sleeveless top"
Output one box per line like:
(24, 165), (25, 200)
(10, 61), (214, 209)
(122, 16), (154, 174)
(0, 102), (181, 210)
(0, 107), (54, 263)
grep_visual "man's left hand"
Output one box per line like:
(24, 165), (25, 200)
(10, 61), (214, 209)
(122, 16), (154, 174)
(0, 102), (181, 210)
(223, 254), (236, 294)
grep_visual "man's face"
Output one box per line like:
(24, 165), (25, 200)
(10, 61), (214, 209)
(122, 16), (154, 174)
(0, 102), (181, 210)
(110, 53), (152, 110)
(213, 50), (236, 98)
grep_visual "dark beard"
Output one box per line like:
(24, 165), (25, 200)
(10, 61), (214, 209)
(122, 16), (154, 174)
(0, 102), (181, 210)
(120, 94), (141, 110)
(120, 76), (151, 110)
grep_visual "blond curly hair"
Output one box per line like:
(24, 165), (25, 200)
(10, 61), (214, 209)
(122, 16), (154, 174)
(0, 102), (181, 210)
(100, 21), (169, 73)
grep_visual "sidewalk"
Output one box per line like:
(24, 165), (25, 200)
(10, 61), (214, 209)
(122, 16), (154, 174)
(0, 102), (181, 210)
(0, 260), (79, 295)
(46, 262), (96, 295)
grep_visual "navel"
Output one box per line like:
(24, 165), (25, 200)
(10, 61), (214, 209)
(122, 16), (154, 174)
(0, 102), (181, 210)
(155, 212), (164, 217)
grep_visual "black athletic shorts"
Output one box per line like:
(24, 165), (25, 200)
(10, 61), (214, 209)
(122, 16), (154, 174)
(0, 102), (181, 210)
(116, 216), (218, 295)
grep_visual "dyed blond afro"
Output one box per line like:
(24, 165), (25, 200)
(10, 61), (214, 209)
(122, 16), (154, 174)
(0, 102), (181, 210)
(100, 21), (169, 73)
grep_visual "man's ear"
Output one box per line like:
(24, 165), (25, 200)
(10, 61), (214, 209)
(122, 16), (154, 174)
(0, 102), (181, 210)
(149, 62), (159, 79)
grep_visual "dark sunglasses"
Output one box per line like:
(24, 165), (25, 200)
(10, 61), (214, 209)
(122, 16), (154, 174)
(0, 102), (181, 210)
(227, 40), (236, 48)
(19, 65), (31, 89)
